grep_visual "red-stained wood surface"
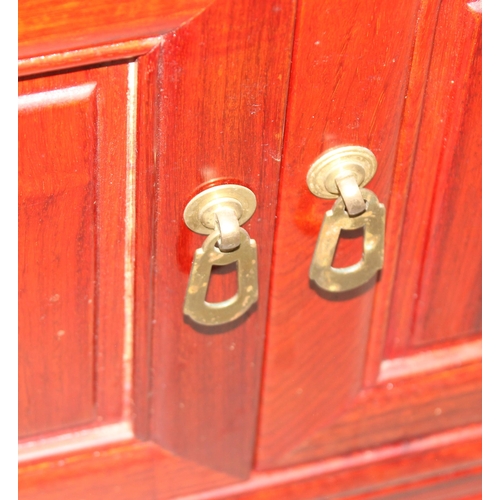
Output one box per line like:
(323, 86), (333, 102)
(19, 82), (97, 437)
(256, 0), (482, 470)
(256, 0), (424, 467)
(385, 0), (482, 355)
(18, 0), (298, 487)
(19, 65), (129, 440)
(19, 0), (482, 496)
(344, 473), (481, 500)
(19, 426), (481, 500)
(18, 44), (246, 499)
(19, 440), (238, 500)
(18, 0), (212, 59)
(149, 0), (296, 477)
(132, 44), (162, 440)
(178, 426), (481, 500)
(362, 0), (451, 386)
(279, 362), (481, 465)
(18, 38), (161, 78)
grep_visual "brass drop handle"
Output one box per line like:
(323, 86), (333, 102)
(306, 146), (386, 292)
(183, 184), (258, 326)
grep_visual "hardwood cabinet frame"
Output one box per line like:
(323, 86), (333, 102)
(19, 0), (481, 498)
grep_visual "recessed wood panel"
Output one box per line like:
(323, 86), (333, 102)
(19, 84), (97, 437)
(18, 64), (129, 441)
(388, 1), (482, 351)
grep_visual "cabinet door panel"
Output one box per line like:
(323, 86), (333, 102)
(256, 0), (423, 466)
(256, 0), (481, 469)
(19, 0), (297, 491)
(18, 64), (129, 450)
(19, 83), (97, 438)
(18, 0), (481, 494)
(148, 0), (296, 478)
(386, 0), (482, 352)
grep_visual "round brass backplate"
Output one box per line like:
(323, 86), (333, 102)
(306, 146), (378, 199)
(183, 184), (257, 235)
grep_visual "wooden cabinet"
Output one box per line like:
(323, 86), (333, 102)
(18, 0), (482, 498)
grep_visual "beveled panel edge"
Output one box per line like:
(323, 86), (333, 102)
(377, 338), (482, 384)
(18, 37), (162, 78)
(18, 82), (96, 107)
(19, 0), (213, 60)
(18, 422), (134, 464)
(122, 61), (138, 420)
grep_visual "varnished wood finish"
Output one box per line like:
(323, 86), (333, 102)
(19, 0), (212, 59)
(362, 0), (456, 386)
(19, 426), (481, 500)
(280, 362), (481, 465)
(19, 440), (238, 500)
(19, 82), (97, 437)
(18, 0), (482, 495)
(19, 65), (129, 440)
(256, 0), (482, 469)
(18, 38), (161, 78)
(149, 0), (296, 477)
(18, 0), (298, 487)
(378, 339), (482, 382)
(257, 0), (424, 466)
(385, 0), (482, 355)
(132, 44), (162, 440)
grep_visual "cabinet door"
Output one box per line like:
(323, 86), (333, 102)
(257, 0), (481, 471)
(18, 0), (481, 497)
(19, 0), (296, 497)
(143, 0), (294, 478)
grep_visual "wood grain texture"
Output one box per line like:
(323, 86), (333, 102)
(409, 10), (482, 347)
(378, 339), (482, 383)
(361, 0), (444, 386)
(149, 0), (296, 477)
(18, 426), (481, 500)
(197, 470), (482, 500)
(385, 0), (482, 356)
(19, 64), (129, 440)
(18, 422), (133, 463)
(19, 83), (97, 438)
(19, 0), (482, 495)
(18, 43), (250, 497)
(92, 64), (129, 422)
(257, 0), (423, 467)
(178, 425), (481, 499)
(256, 0), (482, 470)
(280, 362), (481, 465)
(18, 38), (161, 78)
(342, 472), (481, 500)
(19, 440), (239, 500)
(19, 0), (212, 59)
(131, 44), (162, 440)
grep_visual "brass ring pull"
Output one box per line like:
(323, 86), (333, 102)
(306, 146), (386, 292)
(183, 185), (258, 325)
